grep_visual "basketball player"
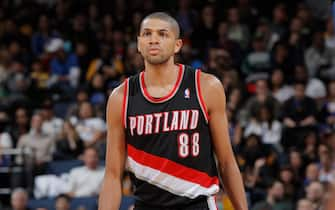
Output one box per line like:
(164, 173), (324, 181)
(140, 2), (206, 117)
(99, 12), (247, 210)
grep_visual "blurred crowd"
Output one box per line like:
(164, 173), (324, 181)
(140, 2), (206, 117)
(0, 0), (334, 210)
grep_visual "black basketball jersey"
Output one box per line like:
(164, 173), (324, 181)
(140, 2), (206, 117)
(122, 64), (219, 208)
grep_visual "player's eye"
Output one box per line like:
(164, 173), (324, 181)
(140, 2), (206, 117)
(142, 31), (151, 37)
(159, 31), (168, 37)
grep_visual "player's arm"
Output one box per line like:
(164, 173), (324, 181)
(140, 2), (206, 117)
(98, 83), (126, 210)
(200, 72), (248, 210)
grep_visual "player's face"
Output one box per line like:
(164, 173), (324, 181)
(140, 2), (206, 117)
(138, 18), (182, 65)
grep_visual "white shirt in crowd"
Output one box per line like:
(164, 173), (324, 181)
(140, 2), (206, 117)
(75, 118), (106, 142)
(67, 165), (105, 197)
(244, 120), (282, 145)
(42, 117), (64, 138)
(0, 132), (13, 149)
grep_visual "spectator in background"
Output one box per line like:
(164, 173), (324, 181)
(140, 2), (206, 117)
(319, 80), (335, 132)
(301, 132), (319, 165)
(244, 104), (282, 152)
(325, 17), (335, 50)
(0, 109), (12, 166)
(304, 163), (320, 187)
(293, 65), (326, 103)
(31, 14), (59, 57)
(318, 148), (334, 183)
(304, 181), (324, 210)
(240, 79), (280, 126)
(296, 198), (315, 210)
(288, 149), (305, 182)
(191, 4), (217, 56)
(10, 107), (30, 146)
(270, 3), (288, 39)
(252, 180), (293, 210)
(281, 81), (318, 150)
(215, 21), (244, 69)
(48, 38), (80, 98)
(227, 7), (250, 50)
(55, 194), (71, 210)
(175, 0), (197, 39)
(41, 99), (63, 138)
(87, 73), (107, 118)
(73, 101), (106, 148)
(66, 88), (89, 119)
(278, 166), (300, 201)
(66, 147), (104, 197)
(10, 188), (30, 210)
(17, 112), (54, 175)
(304, 31), (335, 79)
(270, 68), (294, 104)
(53, 120), (84, 160)
(241, 34), (272, 80)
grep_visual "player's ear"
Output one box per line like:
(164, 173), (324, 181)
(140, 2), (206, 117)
(174, 39), (183, 54)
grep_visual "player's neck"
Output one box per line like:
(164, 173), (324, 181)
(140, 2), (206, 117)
(144, 60), (179, 86)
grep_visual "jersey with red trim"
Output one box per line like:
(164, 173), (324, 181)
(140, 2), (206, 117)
(124, 64), (219, 207)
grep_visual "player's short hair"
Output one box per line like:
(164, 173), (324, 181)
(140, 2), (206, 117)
(139, 12), (180, 38)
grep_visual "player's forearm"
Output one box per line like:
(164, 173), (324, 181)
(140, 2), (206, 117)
(220, 161), (248, 210)
(98, 176), (122, 210)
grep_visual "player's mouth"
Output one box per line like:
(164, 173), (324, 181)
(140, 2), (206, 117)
(148, 48), (160, 55)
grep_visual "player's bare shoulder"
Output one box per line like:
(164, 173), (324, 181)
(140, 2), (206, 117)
(198, 71), (226, 111)
(106, 80), (127, 118)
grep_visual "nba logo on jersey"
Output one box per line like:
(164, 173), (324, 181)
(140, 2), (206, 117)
(184, 88), (190, 99)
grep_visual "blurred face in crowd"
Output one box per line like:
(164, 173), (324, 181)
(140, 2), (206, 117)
(269, 181), (284, 201)
(255, 79), (268, 96)
(312, 32), (324, 49)
(271, 69), (284, 87)
(15, 108), (29, 126)
(294, 83), (306, 100)
(228, 88), (241, 107)
(228, 8), (240, 24)
(290, 151), (302, 169)
(92, 73), (104, 90)
(259, 106), (271, 121)
(280, 168), (293, 183)
(297, 199), (315, 210)
(38, 15), (49, 31)
(294, 65), (308, 82)
(305, 163), (319, 181)
(217, 21), (228, 38)
(306, 182), (324, 202)
(11, 189), (28, 210)
(79, 102), (94, 119)
(84, 148), (99, 170)
(290, 17), (303, 33)
(202, 5), (215, 26)
(273, 4), (287, 23)
(55, 196), (70, 210)
(31, 114), (43, 132)
(138, 17), (182, 65)
(76, 90), (89, 103)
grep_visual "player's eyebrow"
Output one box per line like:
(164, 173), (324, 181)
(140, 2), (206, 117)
(142, 28), (170, 32)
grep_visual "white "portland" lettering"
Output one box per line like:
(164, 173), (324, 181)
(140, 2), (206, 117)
(129, 109), (199, 136)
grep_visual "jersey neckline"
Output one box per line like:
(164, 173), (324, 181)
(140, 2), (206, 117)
(140, 64), (184, 103)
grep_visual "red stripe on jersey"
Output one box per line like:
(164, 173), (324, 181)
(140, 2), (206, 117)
(127, 144), (219, 188)
(140, 64), (184, 103)
(122, 79), (129, 128)
(195, 70), (210, 122)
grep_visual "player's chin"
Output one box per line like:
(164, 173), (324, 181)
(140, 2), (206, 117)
(146, 55), (168, 65)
